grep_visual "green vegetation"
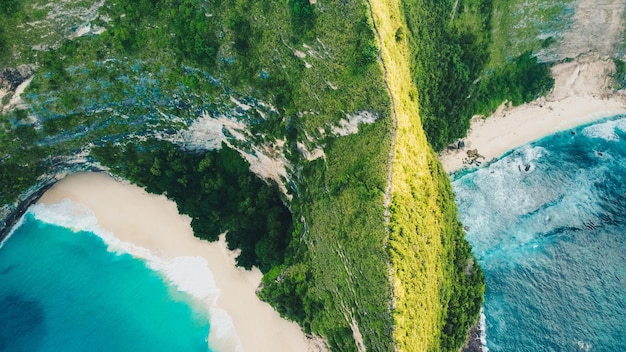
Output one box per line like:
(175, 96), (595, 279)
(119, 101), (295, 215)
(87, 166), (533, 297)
(367, 1), (484, 350)
(289, 0), (316, 40)
(261, 120), (395, 351)
(612, 58), (626, 89)
(0, 0), (21, 62)
(0, 123), (50, 204)
(92, 140), (292, 272)
(401, 0), (493, 150)
(489, 0), (575, 69)
(0, 0), (490, 350)
(471, 51), (554, 116)
(399, 0), (563, 151)
(0, 0), (97, 66)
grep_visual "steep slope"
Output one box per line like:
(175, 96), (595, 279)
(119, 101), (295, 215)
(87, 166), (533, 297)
(366, 0), (484, 350)
(0, 0), (483, 351)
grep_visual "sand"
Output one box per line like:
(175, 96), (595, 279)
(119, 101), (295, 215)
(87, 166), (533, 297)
(439, 54), (626, 173)
(37, 172), (326, 352)
(440, 0), (626, 173)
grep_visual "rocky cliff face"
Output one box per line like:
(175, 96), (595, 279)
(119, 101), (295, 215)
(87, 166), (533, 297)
(0, 158), (105, 240)
(0, 0), (487, 351)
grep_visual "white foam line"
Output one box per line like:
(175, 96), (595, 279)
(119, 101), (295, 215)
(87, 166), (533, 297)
(0, 213), (28, 250)
(480, 308), (489, 352)
(26, 199), (242, 351)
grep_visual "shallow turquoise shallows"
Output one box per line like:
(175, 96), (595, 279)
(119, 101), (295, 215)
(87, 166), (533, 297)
(0, 212), (213, 352)
(453, 115), (626, 352)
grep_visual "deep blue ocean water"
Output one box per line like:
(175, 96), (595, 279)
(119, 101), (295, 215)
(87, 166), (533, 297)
(453, 116), (626, 352)
(0, 211), (213, 352)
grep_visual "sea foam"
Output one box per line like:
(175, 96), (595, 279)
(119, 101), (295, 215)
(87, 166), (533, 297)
(0, 213), (27, 250)
(27, 199), (242, 352)
(581, 118), (626, 141)
(454, 115), (626, 351)
(479, 309), (489, 352)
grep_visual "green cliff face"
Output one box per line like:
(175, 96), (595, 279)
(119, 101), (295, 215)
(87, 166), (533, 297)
(0, 0), (489, 350)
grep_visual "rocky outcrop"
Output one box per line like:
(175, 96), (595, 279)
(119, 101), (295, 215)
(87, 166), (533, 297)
(0, 66), (34, 91)
(0, 159), (107, 242)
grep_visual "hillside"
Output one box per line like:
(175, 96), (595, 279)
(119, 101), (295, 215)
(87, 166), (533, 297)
(0, 0), (487, 350)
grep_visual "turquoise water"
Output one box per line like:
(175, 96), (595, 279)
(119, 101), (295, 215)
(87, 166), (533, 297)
(453, 116), (626, 351)
(0, 209), (214, 352)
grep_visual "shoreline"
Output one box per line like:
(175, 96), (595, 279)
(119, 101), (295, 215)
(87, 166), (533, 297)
(439, 54), (626, 174)
(0, 163), (109, 244)
(0, 182), (54, 245)
(33, 172), (325, 352)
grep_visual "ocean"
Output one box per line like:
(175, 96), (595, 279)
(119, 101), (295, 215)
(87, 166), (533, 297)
(453, 115), (626, 351)
(0, 201), (223, 352)
(3, 117), (626, 352)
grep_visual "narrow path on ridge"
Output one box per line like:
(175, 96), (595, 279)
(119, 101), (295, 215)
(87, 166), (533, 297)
(363, 0), (398, 236)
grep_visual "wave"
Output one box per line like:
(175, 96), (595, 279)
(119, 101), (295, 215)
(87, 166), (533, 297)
(454, 114), (626, 351)
(0, 214), (27, 250)
(26, 199), (242, 352)
(479, 309), (489, 352)
(582, 120), (622, 141)
(581, 116), (626, 141)
(209, 308), (244, 352)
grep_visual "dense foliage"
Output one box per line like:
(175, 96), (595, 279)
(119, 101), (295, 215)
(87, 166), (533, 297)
(612, 59), (626, 89)
(402, 0), (555, 151)
(0, 0), (21, 62)
(261, 120), (395, 351)
(92, 140), (292, 272)
(402, 0), (493, 151)
(367, 1), (485, 350)
(0, 123), (49, 204)
(471, 51), (554, 115)
(0, 0), (490, 350)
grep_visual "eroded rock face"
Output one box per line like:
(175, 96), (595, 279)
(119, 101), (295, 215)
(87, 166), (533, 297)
(0, 66), (33, 91)
(0, 160), (107, 241)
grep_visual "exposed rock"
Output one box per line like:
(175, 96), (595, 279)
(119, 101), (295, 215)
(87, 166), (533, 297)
(460, 322), (483, 352)
(0, 66), (34, 91)
(0, 159), (108, 243)
(330, 110), (379, 136)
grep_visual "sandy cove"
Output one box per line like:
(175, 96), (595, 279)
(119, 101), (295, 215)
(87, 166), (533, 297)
(439, 54), (626, 173)
(37, 172), (325, 352)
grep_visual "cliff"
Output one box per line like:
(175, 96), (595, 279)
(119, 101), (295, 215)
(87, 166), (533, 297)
(0, 0), (488, 350)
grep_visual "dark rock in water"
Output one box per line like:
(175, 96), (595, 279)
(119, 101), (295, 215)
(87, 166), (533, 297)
(571, 131), (576, 135)
(525, 164), (531, 172)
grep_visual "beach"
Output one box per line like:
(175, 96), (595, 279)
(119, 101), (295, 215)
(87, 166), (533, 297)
(37, 172), (324, 352)
(439, 54), (626, 174)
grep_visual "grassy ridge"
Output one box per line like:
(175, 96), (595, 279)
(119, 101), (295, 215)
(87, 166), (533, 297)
(367, 0), (484, 350)
(398, 0), (558, 151)
(1, 0), (484, 350)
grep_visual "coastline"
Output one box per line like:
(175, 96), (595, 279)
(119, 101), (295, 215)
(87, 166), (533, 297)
(34, 172), (325, 352)
(0, 182), (54, 244)
(439, 54), (626, 174)
(0, 163), (108, 244)
(444, 54), (625, 351)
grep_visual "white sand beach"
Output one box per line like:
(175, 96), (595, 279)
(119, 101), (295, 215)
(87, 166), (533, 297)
(440, 0), (626, 174)
(439, 54), (626, 173)
(38, 172), (325, 352)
